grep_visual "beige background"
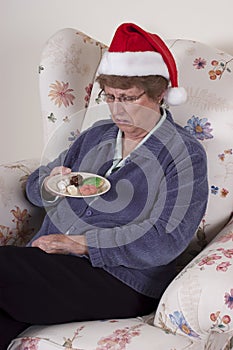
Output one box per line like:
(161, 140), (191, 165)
(2, 0), (233, 162)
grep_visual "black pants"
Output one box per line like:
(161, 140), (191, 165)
(0, 246), (156, 349)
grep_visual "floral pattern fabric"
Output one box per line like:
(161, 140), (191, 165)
(9, 318), (193, 350)
(39, 28), (107, 146)
(0, 160), (44, 247)
(4, 30), (233, 349)
(154, 219), (233, 349)
(48, 80), (76, 108)
(169, 38), (233, 247)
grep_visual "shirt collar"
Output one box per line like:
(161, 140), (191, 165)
(114, 107), (167, 161)
(96, 108), (177, 160)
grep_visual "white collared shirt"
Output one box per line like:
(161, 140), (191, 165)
(105, 108), (167, 177)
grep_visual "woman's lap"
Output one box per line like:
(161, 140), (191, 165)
(0, 246), (156, 324)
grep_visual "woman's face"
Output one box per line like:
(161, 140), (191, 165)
(104, 85), (162, 139)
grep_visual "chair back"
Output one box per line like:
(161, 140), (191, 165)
(39, 29), (233, 265)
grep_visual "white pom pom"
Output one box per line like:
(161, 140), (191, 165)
(164, 87), (187, 106)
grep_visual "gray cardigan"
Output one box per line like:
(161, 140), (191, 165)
(26, 110), (208, 298)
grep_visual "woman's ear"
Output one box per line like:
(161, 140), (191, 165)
(157, 91), (166, 105)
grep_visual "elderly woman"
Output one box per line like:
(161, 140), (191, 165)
(0, 23), (208, 349)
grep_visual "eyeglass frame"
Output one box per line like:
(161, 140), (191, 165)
(97, 89), (146, 104)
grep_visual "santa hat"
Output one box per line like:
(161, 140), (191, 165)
(97, 23), (187, 106)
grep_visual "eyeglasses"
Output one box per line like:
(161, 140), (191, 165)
(96, 89), (146, 104)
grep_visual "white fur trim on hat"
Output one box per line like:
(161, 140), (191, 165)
(97, 51), (170, 78)
(164, 87), (187, 106)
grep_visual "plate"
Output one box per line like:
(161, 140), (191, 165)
(46, 172), (111, 198)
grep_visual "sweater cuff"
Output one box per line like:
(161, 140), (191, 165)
(85, 230), (104, 267)
(41, 178), (60, 204)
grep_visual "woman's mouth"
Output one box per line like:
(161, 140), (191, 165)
(113, 117), (132, 125)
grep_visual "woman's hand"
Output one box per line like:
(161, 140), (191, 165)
(49, 166), (72, 177)
(43, 166), (72, 196)
(32, 234), (88, 255)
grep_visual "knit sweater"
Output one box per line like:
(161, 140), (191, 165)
(26, 110), (208, 298)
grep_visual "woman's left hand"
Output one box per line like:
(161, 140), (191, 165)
(32, 234), (88, 255)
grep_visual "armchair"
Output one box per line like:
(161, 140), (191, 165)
(3, 28), (233, 350)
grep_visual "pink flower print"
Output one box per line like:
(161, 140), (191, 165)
(217, 248), (233, 259)
(221, 188), (229, 198)
(198, 253), (222, 267)
(208, 58), (233, 80)
(48, 80), (75, 107)
(222, 315), (231, 324)
(96, 324), (142, 350)
(0, 225), (13, 246)
(210, 311), (220, 322)
(11, 206), (29, 222)
(217, 232), (233, 243)
(193, 57), (207, 69)
(224, 289), (233, 309)
(18, 337), (40, 350)
(209, 311), (231, 331)
(84, 83), (93, 108)
(224, 149), (233, 155)
(216, 261), (231, 272)
(218, 149), (232, 161)
(218, 153), (225, 161)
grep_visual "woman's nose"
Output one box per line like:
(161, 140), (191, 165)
(110, 101), (125, 115)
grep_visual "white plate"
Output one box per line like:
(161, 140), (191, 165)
(46, 172), (111, 198)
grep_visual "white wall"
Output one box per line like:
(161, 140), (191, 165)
(2, 0), (233, 163)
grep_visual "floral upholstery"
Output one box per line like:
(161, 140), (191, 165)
(167, 39), (233, 263)
(7, 317), (201, 350)
(154, 219), (233, 350)
(0, 159), (44, 246)
(4, 28), (233, 349)
(39, 28), (107, 151)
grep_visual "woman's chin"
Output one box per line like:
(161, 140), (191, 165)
(116, 123), (148, 139)
(116, 122), (134, 132)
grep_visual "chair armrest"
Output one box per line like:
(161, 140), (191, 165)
(0, 159), (45, 246)
(154, 218), (233, 344)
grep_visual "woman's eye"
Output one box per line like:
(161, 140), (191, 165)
(106, 95), (115, 101)
(125, 97), (134, 102)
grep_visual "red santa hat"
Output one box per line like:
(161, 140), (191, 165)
(97, 23), (187, 106)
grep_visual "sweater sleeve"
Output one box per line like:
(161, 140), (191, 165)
(25, 122), (108, 208)
(85, 145), (209, 270)
(25, 150), (68, 207)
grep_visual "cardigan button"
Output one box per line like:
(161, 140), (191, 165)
(86, 209), (93, 217)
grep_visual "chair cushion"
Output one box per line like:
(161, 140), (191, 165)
(9, 317), (195, 350)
